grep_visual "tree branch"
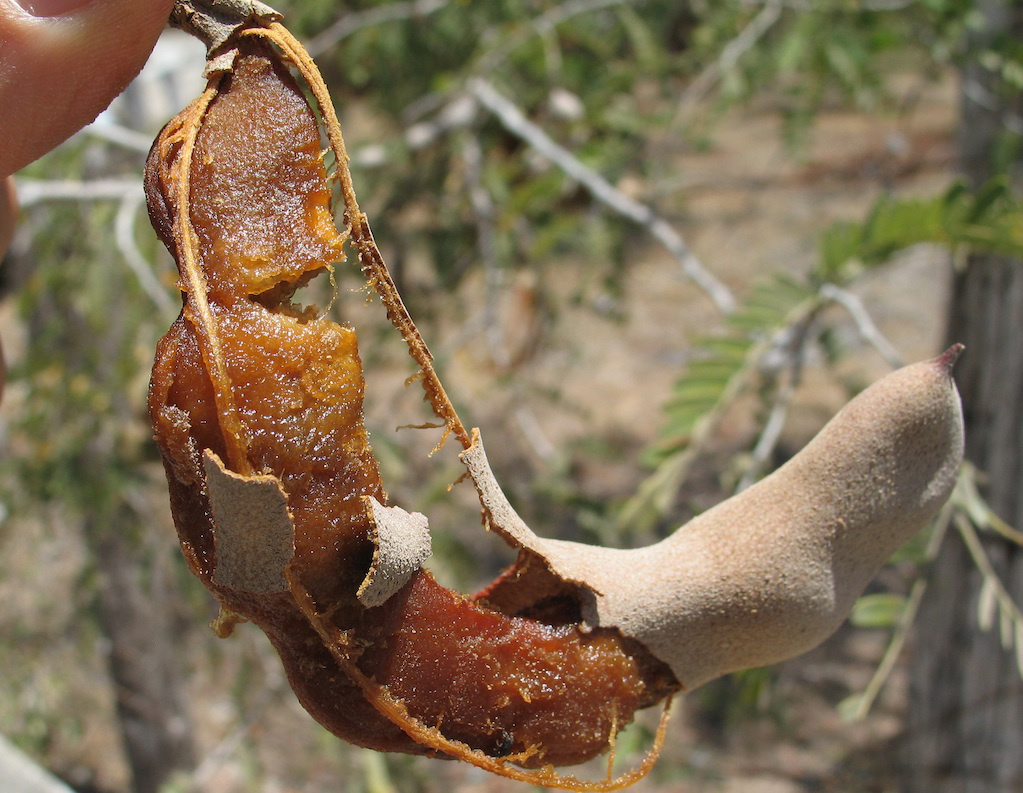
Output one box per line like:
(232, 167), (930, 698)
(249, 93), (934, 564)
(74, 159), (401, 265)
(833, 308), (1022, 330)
(461, 135), (559, 463)
(478, 0), (645, 73)
(307, 0), (451, 57)
(15, 179), (176, 315)
(115, 195), (179, 317)
(819, 283), (904, 369)
(461, 136), (510, 370)
(0, 735), (74, 793)
(15, 178), (142, 205)
(468, 78), (737, 315)
(673, 0), (783, 126)
(81, 119), (154, 155)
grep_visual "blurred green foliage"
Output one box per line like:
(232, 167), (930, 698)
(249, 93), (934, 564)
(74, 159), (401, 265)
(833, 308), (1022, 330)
(2, 152), (167, 525)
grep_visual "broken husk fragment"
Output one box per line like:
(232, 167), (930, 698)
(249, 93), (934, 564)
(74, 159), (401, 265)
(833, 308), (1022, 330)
(357, 498), (432, 608)
(148, 2), (965, 789)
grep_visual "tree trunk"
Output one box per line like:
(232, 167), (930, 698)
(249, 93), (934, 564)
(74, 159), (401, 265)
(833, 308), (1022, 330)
(904, 2), (1023, 790)
(93, 512), (197, 793)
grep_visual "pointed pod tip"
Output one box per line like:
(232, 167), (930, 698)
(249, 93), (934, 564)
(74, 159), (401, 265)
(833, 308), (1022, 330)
(934, 343), (965, 373)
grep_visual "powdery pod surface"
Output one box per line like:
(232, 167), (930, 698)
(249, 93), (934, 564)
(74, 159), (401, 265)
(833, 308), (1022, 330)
(471, 348), (965, 690)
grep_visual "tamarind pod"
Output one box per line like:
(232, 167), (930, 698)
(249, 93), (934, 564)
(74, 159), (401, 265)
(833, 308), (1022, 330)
(478, 346), (965, 690)
(146, 6), (965, 784)
(146, 39), (676, 779)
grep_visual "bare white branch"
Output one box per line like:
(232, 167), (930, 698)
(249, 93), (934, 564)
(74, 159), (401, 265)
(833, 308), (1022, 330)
(15, 178), (143, 205)
(404, 94), (479, 151)
(737, 378), (795, 491)
(15, 178), (177, 315)
(859, 0), (918, 10)
(736, 322), (811, 492)
(674, 0), (783, 124)
(80, 120), (154, 155)
(700, 0), (920, 129)
(468, 78), (737, 315)
(399, 0), (643, 125)
(962, 78), (1023, 137)
(819, 283), (904, 369)
(0, 735), (74, 793)
(461, 135), (559, 463)
(307, 0), (451, 57)
(115, 195), (179, 316)
(741, 0), (917, 10)
(528, 0), (639, 38)
(479, 0), (643, 72)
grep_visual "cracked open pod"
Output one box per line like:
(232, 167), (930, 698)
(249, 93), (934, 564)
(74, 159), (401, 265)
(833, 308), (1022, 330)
(146, 3), (965, 789)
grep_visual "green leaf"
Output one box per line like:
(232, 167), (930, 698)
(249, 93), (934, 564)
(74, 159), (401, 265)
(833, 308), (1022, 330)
(850, 593), (907, 629)
(815, 179), (1023, 286)
(837, 691), (868, 723)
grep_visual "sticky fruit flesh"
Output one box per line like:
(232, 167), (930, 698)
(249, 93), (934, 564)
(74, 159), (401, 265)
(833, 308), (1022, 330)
(146, 40), (677, 768)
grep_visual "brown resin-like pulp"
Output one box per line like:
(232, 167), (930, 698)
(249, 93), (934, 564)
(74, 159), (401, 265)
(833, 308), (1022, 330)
(146, 37), (677, 770)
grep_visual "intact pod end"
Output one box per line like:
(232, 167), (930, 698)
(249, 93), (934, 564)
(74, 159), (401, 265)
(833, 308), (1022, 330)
(934, 343), (964, 373)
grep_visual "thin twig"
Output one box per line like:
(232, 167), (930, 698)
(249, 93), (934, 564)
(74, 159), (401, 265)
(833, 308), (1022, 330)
(462, 136), (511, 370)
(618, 329), (780, 530)
(512, 405), (559, 464)
(848, 578), (926, 720)
(307, 0), (451, 57)
(114, 195), (178, 316)
(81, 119), (154, 154)
(737, 378), (795, 491)
(819, 283), (904, 369)
(469, 78), (736, 315)
(523, 0), (639, 39)
(956, 513), (1023, 634)
(401, 0), (644, 124)
(956, 465), (1023, 547)
(844, 497), (952, 721)
(14, 178), (143, 205)
(673, 0), (783, 125)
(956, 511), (1023, 679)
(477, 0), (644, 73)
(962, 78), (1023, 137)
(741, 0), (917, 10)
(404, 95), (478, 151)
(14, 178), (176, 314)
(736, 315), (815, 491)
(859, 0), (919, 10)
(461, 135), (559, 463)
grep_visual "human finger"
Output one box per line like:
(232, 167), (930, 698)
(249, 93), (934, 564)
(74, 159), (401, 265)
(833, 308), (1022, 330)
(0, 0), (175, 177)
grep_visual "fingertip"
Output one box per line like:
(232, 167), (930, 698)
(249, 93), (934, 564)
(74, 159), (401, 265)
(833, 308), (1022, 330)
(0, 0), (177, 176)
(14, 0), (100, 16)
